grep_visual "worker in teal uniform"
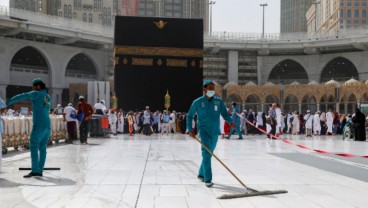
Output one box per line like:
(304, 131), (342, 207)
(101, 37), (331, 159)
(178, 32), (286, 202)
(187, 80), (234, 187)
(226, 102), (243, 140)
(7, 78), (52, 178)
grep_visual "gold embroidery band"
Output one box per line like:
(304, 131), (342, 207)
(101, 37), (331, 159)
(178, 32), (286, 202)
(167, 59), (187, 67)
(115, 46), (203, 58)
(132, 58), (153, 66)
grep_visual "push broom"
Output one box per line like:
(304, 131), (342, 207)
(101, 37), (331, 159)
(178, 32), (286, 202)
(193, 136), (287, 199)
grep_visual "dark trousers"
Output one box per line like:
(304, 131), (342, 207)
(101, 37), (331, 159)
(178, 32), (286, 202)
(152, 123), (159, 133)
(67, 121), (77, 141)
(268, 123), (276, 139)
(79, 119), (90, 143)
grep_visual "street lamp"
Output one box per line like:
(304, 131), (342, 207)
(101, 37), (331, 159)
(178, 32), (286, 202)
(208, 1), (216, 36)
(312, 1), (320, 33)
(260, 3), (267, 40)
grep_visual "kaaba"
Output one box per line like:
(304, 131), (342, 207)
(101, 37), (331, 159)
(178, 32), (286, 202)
(114, 16), (203, 112)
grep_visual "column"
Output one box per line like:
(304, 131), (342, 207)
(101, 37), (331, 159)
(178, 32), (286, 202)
(298, 103), (302, 113)
(261, 102), (264, 112)
(317, 103), (320, 112)
(227, 51), (239, 84)
(242, 101), (245, 111)
(49, 88), (63, 108)
(0, 84), (7, 99)
(335, 102), (340, 113)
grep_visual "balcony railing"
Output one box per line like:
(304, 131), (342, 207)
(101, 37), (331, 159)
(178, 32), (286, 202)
(2, 6), (368, 44)
(0, 6), (113, 38)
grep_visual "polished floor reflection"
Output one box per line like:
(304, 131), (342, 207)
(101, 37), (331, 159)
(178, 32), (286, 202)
(1, 133), (368, 208)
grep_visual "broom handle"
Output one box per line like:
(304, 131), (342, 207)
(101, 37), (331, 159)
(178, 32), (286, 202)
(193, 136), (247, 189)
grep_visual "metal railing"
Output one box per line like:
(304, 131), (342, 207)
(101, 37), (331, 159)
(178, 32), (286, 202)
(206, 27), (368, 42)
(2, 6), (368, 43)
(0, 6), (113, 38)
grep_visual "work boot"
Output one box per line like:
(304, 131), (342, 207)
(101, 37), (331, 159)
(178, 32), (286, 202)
(197, 175), (204, 182)
(23, 172), (42, 178)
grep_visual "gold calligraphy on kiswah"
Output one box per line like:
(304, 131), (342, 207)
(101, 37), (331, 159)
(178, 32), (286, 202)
(132, 58), (153, 66)
(167, 59), (187, 67)
(115, 46), (203, 58)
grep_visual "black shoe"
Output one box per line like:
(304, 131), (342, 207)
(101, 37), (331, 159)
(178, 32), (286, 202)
(205, 182), (214, 187)
(197, 175), (204, 182)
(23, 172), (42, 178)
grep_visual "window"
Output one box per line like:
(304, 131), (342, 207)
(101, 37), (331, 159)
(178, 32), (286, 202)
(89, 13), (92, 23)
(354, 10), (359, 18)
(139, 11), (145, 16)
(347, 9), (351, 17)
(64, 5), (67, 18)
(59, 11), (62, 17)
(68, 5), (72, 19)
(363, 10), (367, 18)
(363, 20), (367, 24)
(147, 10), (154, 16)
(340, 9), (344, 18)
(354, 20), (359, 24)
(363, 3), (367, 6)
(74, 0), (77, 8)
(347, 20), (351, 24)
(146, 3), (154, 9)
(73, 12), (77, 19)
(354, 2), (359, 6)
(83, 13), (87, 22)
(94, 0), (97, 11)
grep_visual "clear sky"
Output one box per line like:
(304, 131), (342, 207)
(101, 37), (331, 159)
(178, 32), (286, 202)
(211, 0), (280, 34)
(0, 0), (281, 33)
(0, 0), (7, 6)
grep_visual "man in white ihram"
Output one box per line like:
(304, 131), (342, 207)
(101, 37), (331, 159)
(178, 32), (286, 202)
(326, 109), (334, 135)
(94, 100), (107, 115)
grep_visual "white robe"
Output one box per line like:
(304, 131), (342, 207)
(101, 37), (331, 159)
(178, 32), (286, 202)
(326, 112), (333, 133)
(313, 113), (321, 134)
(117, 114), (124, 133)
(304, 113), (313, 129)
(220, 115), (225, 134)
(292, 114), (300, 134)
(256, 112), (263, 127)
(276, 108), (282, 131)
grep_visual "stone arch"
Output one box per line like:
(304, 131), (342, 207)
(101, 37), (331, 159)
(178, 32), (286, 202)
(340, 93), (357, 114)
(226, 93), (242, 107)
(263, 94), (279, 112)
(65, 53), (98, 79)
(7, 46), (51, 99)
(284, 94), (299, 113)
(244, 94), (261, 113)
(268, 59), (309, 84)
(320, 94), (335, 112)
(360, 92), (368, 105)
(301, 94), (317, 113)
(320, 57), (359, 83)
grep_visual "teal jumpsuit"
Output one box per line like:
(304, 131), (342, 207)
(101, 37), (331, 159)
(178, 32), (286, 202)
(7, 90), (51, 174)
(228, 106), (243, 139)
(187, 95), (233, 183)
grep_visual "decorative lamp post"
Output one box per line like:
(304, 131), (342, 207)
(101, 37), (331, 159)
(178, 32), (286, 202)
(164, 90), (170, 111)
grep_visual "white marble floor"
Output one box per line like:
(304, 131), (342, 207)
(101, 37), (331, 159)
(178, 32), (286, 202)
(1, 133), (368, 208)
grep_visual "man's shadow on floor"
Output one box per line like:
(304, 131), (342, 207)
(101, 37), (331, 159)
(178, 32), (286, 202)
(0, 175), (76, 188)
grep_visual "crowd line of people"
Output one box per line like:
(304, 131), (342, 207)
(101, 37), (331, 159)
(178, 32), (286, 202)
(219, 104), (367, 141)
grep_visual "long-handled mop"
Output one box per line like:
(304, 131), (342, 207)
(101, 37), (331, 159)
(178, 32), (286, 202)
(193, 136), (287, 199)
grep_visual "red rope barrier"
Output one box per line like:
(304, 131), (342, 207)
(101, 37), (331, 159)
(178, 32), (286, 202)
(235, 112), (368, 159)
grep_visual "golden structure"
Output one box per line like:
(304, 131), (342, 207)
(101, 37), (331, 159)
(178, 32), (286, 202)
(164, 90), (171, 111)
(220, 78), (368, 114)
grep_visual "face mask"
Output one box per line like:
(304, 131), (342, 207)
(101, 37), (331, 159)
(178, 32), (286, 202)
(206, 90), (215, 97)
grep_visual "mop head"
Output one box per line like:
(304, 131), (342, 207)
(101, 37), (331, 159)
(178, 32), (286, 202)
(218, 188), (288, 199)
